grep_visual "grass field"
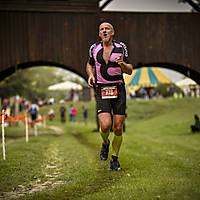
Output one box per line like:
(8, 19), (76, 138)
(0, 97), (200, 200)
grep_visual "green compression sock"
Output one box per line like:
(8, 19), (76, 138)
(112, 135), (123, 157)
(99, 128), (110, 143)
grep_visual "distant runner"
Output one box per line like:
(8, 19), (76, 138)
(29, 100), (39, 125)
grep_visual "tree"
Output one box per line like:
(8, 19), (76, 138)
(155, 83), (183, 97)
(0, 66), (87, 101)
(0, 66), (64, 100)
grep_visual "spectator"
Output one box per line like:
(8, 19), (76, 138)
(49, 96), (55, 105)
(2, 98), (9, 110)
(83, 106), (88, 125)
(60, 105), (66, 123)
(169, 84), (175, 97)
(72, 106), (78, 122)
(130, 88), (136, 99)
(20, 97), (25, 111)
(34, 96), (38, 105)
(191, 114), (200, 133)
(69, 104), (73, 121)
(48, 108), (55, 121)
(70, 89), (75, 101)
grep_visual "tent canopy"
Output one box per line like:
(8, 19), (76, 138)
(124, 67), (171, 90)
(175, 78), (197, 87)
(48, 81), (82, 91)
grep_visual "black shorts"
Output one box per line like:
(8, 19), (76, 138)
(95, 84), (126, 115)
(31, 114), (37, 121)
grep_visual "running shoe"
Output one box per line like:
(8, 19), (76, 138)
(100, 140), (110, 160)
(110, 155), (122, 170)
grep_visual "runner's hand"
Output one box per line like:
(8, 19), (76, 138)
(88, 75), (95, 88)
(115, 56), (124, 65)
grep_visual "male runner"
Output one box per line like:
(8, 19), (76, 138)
(86, 22), (133, 170)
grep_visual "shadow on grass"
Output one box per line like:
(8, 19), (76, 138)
(71, 129), (97, 151)
(180, 132), (200, 136)
(66, 129), (125, 199)
(5, 131), (62, 139)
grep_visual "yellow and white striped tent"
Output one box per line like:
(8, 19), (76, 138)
(124, 67), (171, 92)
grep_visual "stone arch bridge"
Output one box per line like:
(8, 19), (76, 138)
(0, 0), (200, 84)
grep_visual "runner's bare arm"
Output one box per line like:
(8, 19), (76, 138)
(116, 56), (132, 75)
(86, 63), (96, 88)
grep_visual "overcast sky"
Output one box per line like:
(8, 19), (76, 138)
(99, 0), (190, 81)
(100, 0), (191, 12)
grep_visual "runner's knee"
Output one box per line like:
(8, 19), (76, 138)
(101, 122), (111, 132)
(113, 122), (123, 135)
(114, 127), (123, 135)
(98, 113), (112, 132)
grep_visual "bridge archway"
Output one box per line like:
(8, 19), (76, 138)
(1, 61), (200, 86)
(0, 10), (199, 84)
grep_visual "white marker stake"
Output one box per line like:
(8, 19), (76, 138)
(2, 111), (6, 160)
(25, 115), (29, 143)
(34, 124), (37, 136)
(43, 117), (46, 128)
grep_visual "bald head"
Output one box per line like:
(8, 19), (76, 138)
(99, 22), (114, 32)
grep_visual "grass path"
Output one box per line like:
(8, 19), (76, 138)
(0, 98), (200, 199)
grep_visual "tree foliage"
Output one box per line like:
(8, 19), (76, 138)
(0, 66), (64, 100)
(155, 83), (182, 97)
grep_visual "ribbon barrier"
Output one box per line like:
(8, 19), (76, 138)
(0, 113), (46, 127)
(0, 114), (18, 124)
(1, 111), (46, 160)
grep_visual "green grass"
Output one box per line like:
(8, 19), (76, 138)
(0, 97), (200, 200)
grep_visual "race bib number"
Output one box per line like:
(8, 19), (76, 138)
(101, 86), (118, 99)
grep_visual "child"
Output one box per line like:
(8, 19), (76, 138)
(48, 108), (55, 121)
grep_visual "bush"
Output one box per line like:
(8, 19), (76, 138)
(155, 83), (183, 97)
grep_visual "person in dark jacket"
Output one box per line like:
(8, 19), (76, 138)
(191, 114), (200, 133)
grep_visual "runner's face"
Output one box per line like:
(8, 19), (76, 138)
(99, 23), (114, 43)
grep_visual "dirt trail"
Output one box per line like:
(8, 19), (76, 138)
(49, 125), (63, 135)
(0, 128), (65, 200)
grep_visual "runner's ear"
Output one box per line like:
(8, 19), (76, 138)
(111, 29), (114, 36)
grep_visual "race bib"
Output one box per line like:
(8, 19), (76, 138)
(101, 86), (118, 99)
